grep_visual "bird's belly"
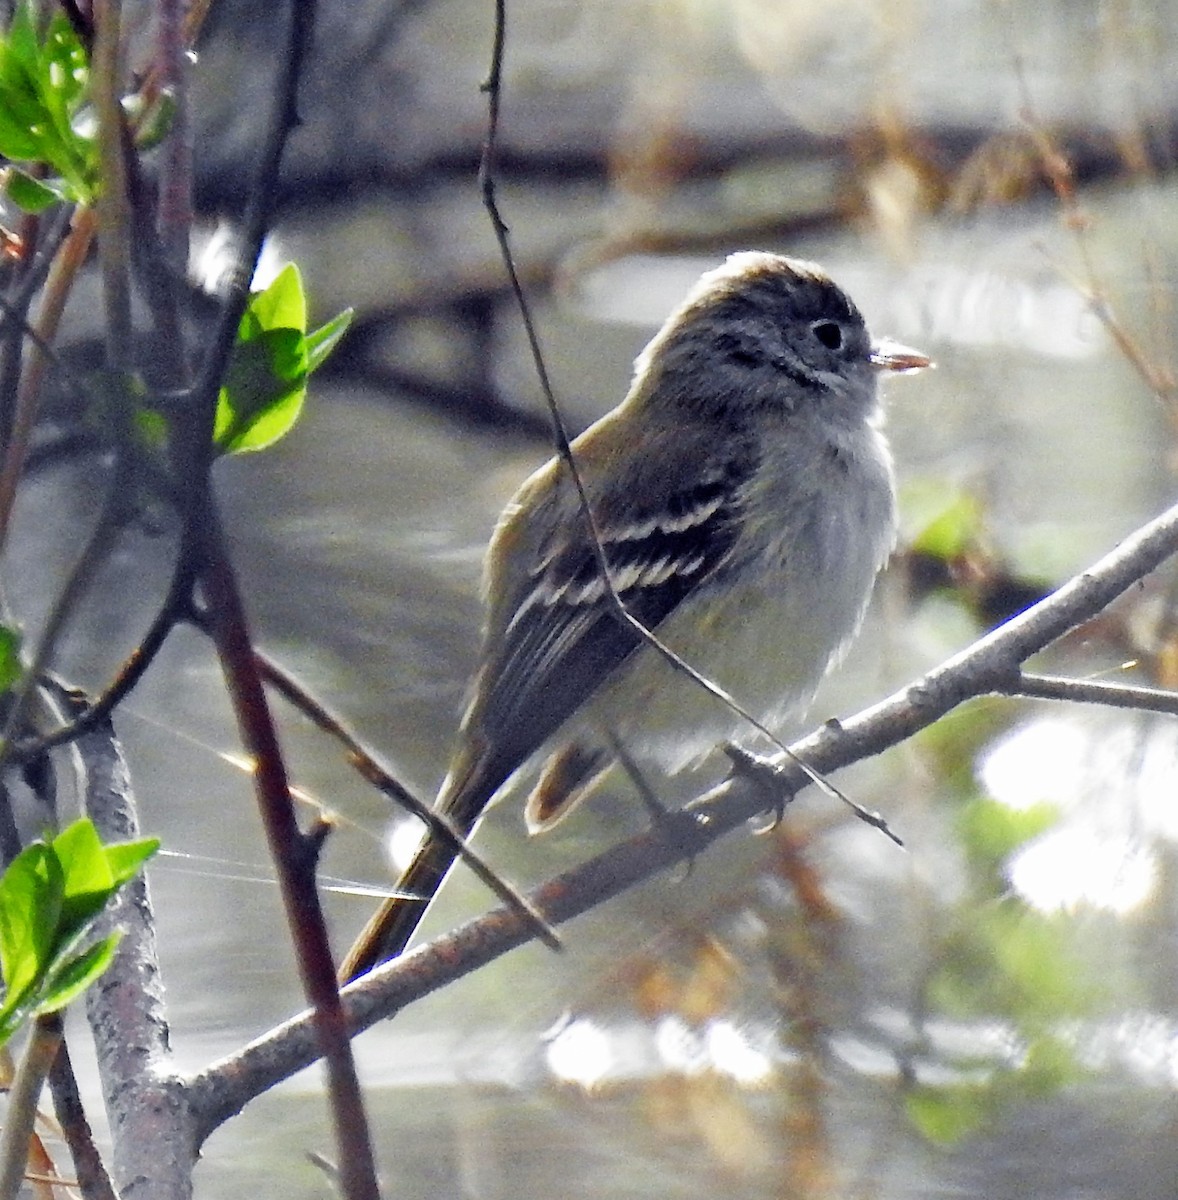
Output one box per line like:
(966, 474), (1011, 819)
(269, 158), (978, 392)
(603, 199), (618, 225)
(582, 516), (886, 772)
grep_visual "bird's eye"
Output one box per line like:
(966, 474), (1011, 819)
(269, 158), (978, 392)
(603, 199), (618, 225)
(811, 320), (843, 351)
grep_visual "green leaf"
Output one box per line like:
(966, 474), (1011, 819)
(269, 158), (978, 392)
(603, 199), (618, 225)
(52, 819), (158, 940)
(304, 307), (354, 374)
(0, 4), (95, 198)
(0, 623), (20, 694)
(125, 85), (176, 151)
(901, 479), (986, 561)
(212, 266), (351, 454)
(957, 796), (1059, 875)
(41, 14), (89, 126)
(215, 326), (307, 453)
(911, 492), (984, 561)
(37, 932), (120, 1014)
(3, 167), (63, 212)
(6, 2), (38, 70)
(906, 1083), (992, 1144)
(104, 837), (160, 890)
(250, 262), (306, 331)
(0, 87), (43, 159)
(0, 820), (157, 1045)
(53, 818), (115, 938)
(133, 406), (168, 450)
(0, 843), (62, 1008)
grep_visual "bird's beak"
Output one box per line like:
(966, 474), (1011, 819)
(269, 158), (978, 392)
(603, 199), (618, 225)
(870, 338), (933, 374)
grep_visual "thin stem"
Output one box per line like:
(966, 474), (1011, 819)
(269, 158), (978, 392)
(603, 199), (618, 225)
(92, 0), (134, 371)
(9, 558), (195, 760)
(0, 1015), (64, 1200)
(0, 209), (96, 550)
(198, 504), (380, 1200)
(155, 0), (193, 273)
(1003, 670), (1178, 716)
(255, 649), (558, 953)
(48, 985), (119, 1200)
(0, 455), (128, 769)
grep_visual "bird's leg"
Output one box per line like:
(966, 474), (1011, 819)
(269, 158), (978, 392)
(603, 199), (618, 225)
(600, 725), (667, 825)
(723, 743), (794, 830)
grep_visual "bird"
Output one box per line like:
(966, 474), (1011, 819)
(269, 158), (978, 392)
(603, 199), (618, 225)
(340, 251), (929, 980)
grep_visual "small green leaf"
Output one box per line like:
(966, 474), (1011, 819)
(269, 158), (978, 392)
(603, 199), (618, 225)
(1018, 1033), (1081, 1097)
(0, 4), (95, 198)
(37, 931), (120, 1014)
(901, 479), (986, 561)
(3, 167), (63, 212)
(0, 89), (43, 159)
(0, 843), (62, 1004)
(249, 262), (306, 333)
(41, 14), (89, 123)
(0, 623), (20, 694)
(133, 406), (168, 450)
(51, 819), (158, 940)
(912, 492), (984, 561)
(125, 85), (176, 150)
(957, 796), (1059, 874)
(215, 327), (307, 453)
(304, 307), (354, 374)
(53, 818), (115, 938)
(0, 820), (157, 1046)
(210, 266), (349, 455)
(104, 837), (160, 890)
(906, 1083), (992, 1144)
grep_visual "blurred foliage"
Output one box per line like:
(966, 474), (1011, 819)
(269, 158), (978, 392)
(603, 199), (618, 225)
(0, 625), (19, 695)
(0, 2), (96, 208)
(900, 478), (1053, 629)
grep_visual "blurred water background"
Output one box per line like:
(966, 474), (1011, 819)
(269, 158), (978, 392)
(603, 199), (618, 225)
(11, 0), (1178, 1196)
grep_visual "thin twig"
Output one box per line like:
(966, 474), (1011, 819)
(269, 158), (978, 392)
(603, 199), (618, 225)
(1012, 54), (1177, 406)
(199, 510), (380, 1200)
(0, 209), (97, 549)
(0, 1015), (63, 1200)
(92, 0), (134, 372)
(155, 0), (193, 274)
(0, 452), (128, 770)
(477, 0), (897, 842)
(255, 648), (559, 950)
(181, 2), (380, 1195)
(46, 1038), (118, 1200)
(1002, 670), (1178, 716)
(9, 561), (196, 761)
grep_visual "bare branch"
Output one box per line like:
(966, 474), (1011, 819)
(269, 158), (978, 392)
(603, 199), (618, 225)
(1002, 671), (1178, 716)
(186, 492), (1178, 1136)
(76, 709), (190, 1200)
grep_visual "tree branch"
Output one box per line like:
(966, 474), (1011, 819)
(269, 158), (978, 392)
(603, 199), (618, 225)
(185, 492), (1178, 1139)
(999, 671), (1178, 715)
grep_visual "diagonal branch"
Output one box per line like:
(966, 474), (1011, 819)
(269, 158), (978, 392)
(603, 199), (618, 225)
(185, 491), (1178, 1141)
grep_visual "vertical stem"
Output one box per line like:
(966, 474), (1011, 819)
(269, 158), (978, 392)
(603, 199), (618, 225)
(155, 0), (192, 274)
(91, 0), (133, 370)
(199, 505), (380, 1200)
(0, 209), (96, 551)
(0, 1015), (63, 1200)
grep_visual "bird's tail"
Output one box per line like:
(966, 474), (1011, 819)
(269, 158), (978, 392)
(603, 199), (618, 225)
(337, 830), (463, 982)
(337, 744), (490, 983)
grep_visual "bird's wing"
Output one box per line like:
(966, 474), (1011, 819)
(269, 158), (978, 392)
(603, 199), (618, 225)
(444, 446), (755, 819)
